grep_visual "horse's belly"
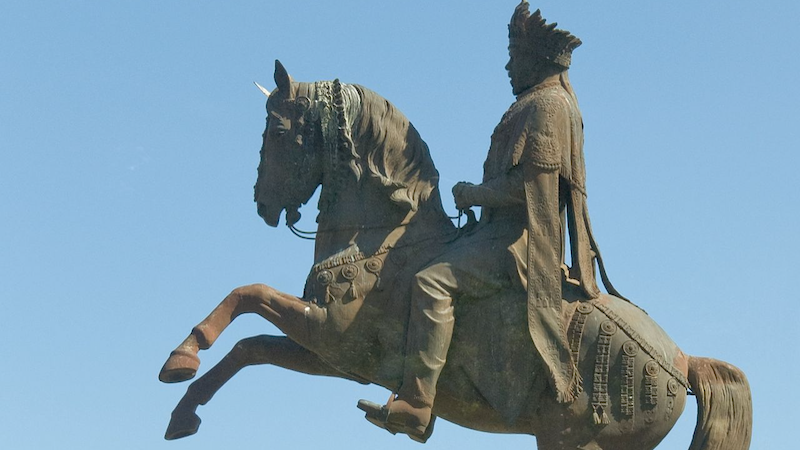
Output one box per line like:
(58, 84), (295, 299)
(443, 289), (545, 430)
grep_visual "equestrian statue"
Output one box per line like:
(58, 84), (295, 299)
(158, 3), (752, 449)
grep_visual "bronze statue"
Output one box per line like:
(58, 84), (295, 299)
(159, 2), (752, 449)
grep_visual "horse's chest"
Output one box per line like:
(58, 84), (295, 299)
(304, 253), (388, 306)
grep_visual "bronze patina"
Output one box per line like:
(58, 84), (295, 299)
(159, 3), (752, 449)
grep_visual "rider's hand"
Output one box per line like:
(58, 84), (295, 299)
(452, 182), (475, 211)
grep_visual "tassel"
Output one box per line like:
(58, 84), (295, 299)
(325, 285), (334, 304)
(557, 390), (575, 403)
(349, 281), (358, 299)
(592, 406), (610, 425)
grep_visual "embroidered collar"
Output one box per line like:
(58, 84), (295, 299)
(516, 79), (561, 99)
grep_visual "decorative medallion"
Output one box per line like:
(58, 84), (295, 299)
(600, 320), (617, 336)
(620, 340), (638, 418)
(365, 258), (383, 274)
(341, 264), (359, 280)
(622, 340), (639, 357)
(667, 378), (680, 396)
(365, 257), (384, 289)
(665, 378), (679, 418)
(317, 270), (333, 285)
(645, 360), (660, 377)
(315, 270), (335, 305)
(644, 360), (660, 406)
(592, 321), (614, 425)
(339, 264), (360, 298)
(568, 301), (592, 390)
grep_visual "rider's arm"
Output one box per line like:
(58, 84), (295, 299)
(454, 94), (568, 210)
(454, 167), (526, 208)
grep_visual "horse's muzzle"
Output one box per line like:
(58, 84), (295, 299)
(256, 201), (281, 227)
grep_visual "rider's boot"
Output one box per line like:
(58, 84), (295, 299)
(358, 278), (455, 442)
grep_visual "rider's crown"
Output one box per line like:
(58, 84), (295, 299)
(509, 1), (582, 69)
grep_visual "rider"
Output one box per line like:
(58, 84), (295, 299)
(360, 1), (621, 440)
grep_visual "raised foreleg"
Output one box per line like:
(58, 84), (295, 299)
(166, 334), (363, 440)
(160, 283), (317, 383)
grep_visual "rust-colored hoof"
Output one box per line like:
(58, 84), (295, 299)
(165, 410), (202, 440)
(159, 349), (200, 383)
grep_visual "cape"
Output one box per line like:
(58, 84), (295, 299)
(484, 78), (623, 402)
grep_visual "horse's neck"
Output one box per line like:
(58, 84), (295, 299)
(312, 183), (452, 265)
(312, 183), (406, 264)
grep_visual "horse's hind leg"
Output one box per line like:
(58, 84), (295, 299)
(160, 283), (316, 383)
(166, 334), (361, 440)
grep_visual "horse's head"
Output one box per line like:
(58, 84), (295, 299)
(254, 61), (323, 227)
(255, 61), (448, 236)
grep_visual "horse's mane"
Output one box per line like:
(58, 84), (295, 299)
(349, 85), (441, 213)
(291, 80), (443, 217)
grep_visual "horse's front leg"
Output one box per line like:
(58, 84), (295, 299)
(166, 334), (363, 440)
(160, 283), (316, 383)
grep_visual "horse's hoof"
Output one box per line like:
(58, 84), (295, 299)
(165, 410), (202, 440)
(159, 349), (200, 383)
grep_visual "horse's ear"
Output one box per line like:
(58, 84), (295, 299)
(274, 60), (293, 98)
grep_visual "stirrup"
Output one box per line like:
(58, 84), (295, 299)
(357, 399), (436, 443)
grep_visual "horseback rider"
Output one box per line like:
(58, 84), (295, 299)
(360, 1), (621, 440)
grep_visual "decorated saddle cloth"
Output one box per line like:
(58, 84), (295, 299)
(456, 286), (692, 427)
(304, 251), (389, 306)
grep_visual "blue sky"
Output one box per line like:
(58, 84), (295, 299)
(1, 1), (797, 449)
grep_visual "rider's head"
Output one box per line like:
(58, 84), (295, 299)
(506, 1), (581, 96)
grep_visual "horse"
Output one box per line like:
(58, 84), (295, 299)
(158, 60), (752, 450)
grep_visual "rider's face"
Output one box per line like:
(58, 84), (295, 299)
(505, 46), (539, 96)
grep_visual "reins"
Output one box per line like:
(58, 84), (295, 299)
(285, 206), (419, 242)
(289, 208), (477, 242)
(288, 222), (411, 240)
(288, 224), (317, 240)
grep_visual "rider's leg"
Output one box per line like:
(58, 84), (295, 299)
(361, 248), (512, 440)
(389, 264), (458, 432)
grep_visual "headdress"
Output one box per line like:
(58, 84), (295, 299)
(509, 1), (582, 69)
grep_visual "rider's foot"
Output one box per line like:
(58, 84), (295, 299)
(357, 396), (434, 443)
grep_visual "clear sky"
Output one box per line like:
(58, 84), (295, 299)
(1, 1), (797, 449)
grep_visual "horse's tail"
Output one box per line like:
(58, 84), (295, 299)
(686, 356), (752, 450)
